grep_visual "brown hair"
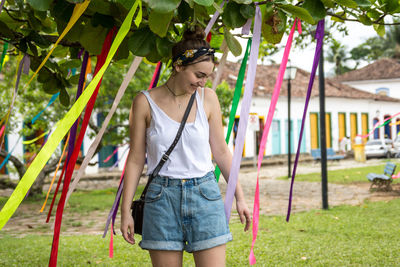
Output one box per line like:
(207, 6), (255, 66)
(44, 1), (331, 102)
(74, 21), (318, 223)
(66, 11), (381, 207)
(172, 26), (214, 66)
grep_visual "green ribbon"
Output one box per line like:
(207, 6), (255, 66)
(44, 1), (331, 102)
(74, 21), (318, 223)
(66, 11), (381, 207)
(214, 38), (251, 182)
(0, 42), (8, 72)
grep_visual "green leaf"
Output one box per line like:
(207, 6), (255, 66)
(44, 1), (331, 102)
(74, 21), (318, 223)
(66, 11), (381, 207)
(240, 4), (256, 19)
(27, 31), (52, 48)
(353, 0), (372, 8)
(334, 0), (357, 8)
(115, 0), (134, 10)
(80, 24), (109, 55)
(149, 10), (174, 37)
(367, 9), (381, 19)
(331, 12), (345, 22)
(210, 34), (224, 49)
(178, 1), (194, 22)
(156, 37), (173, 58)
(261, 9), (287, 44)
(43, 77), (60, 94)
(28, 42), (38, 57)
(91, 13), (116, 28)
(373, 23), (385, 37)
(222, 2), (247, 28)
(232, 0), (252, 4)
(212, 2), (223, 13)
(114, 38), (130, 61)
(145, 0), (181, 13)
(358, 14), (373, 25)
(279, 4), (315, 24)
(26, 0), (52, 11)
(59, 87), (70, 107)
(193, 0), (214, 6)
(380, 0), (399, 13)
(146, 49), (163, 63)
(59, 59), (83, 70)
(128, 27), (157, 57)
(320, 0), (335, 8)
(0, 20), (15, 39)
(302, 0), (327, 22)
(224, 29), (242, 57)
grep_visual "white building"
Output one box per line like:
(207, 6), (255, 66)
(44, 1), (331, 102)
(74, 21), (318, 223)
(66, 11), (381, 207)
(219, 61), (400, 158)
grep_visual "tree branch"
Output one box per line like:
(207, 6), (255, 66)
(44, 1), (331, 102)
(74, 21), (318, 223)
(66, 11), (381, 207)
(327, 12), (400, 25)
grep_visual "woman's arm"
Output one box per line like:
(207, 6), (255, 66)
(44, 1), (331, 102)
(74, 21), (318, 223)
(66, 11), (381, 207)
(205, 88), (251, 231)
(120, 93), (149, 244)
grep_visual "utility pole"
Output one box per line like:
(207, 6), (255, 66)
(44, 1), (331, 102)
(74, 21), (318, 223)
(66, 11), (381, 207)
(318, 32), (329, 210)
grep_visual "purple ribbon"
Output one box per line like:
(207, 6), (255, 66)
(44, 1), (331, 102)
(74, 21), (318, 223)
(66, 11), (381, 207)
(242, 18), (252, 35)
(286, 20), (325, 222)
(205, 1), (226, 36)
(66, 52), (89, 165)
(103, 179), (124, 238)
(0, 0), (5, 14)
(0, 54), (30, 153)
(224, 6), (262, 221)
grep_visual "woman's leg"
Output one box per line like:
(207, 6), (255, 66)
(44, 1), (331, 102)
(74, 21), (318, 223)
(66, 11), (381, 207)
(193, 244), (226, 267)
(149, 250), (183, 267)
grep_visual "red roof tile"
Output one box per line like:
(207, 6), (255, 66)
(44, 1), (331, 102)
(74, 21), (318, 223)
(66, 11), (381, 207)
(216, 61), (399, 102)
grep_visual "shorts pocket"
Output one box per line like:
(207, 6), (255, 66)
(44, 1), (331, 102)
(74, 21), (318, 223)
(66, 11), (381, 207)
(145, 183), (164, 203)
(199, 180), (222, 201)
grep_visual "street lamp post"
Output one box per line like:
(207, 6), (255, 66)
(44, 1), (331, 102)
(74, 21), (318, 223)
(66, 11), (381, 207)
(284, 63), (297, 178)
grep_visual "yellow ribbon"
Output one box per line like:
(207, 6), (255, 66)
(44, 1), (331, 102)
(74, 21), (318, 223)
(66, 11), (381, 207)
(21, 130), (50, 145)
(0, 0), (142, 230)
(24, 0), (90, 88)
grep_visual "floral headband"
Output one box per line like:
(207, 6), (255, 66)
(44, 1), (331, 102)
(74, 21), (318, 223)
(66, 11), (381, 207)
(172, 47), (215, 66)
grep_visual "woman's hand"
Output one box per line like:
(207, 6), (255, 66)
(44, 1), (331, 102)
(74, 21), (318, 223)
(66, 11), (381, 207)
(121, 212), (135, 245)
(236, 199), (251, 232)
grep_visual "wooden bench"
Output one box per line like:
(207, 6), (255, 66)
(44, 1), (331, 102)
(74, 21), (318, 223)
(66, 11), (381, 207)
(311, 148), (345, 161)
(367, 162), (396, 191)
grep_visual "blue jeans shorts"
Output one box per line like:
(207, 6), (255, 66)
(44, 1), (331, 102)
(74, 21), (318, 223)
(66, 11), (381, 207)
(139, 171), (232, 252)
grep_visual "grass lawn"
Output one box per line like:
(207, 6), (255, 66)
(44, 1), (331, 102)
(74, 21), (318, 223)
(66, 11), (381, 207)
(278, 161), (400, 184)
(1, 187), (400, 266)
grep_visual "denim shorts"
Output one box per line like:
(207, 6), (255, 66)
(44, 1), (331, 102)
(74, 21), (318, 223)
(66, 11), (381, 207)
(139, 171), (232, 252)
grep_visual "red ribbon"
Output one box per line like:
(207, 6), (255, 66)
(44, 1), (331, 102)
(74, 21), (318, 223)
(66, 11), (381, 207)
(49, 28), (116, 266)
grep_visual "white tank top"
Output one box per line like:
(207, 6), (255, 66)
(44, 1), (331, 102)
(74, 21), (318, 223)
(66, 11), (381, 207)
(142, 90), (214, 179)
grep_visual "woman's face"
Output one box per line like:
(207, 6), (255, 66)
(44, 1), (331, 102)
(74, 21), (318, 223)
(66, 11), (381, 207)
(175, 59), (214, 93)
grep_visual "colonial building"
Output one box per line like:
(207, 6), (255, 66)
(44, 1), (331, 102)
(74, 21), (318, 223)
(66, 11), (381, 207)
(219, 61), (400, 158)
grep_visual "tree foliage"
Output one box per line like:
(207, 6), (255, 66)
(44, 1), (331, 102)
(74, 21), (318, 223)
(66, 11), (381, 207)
(1, 0), (400, 106)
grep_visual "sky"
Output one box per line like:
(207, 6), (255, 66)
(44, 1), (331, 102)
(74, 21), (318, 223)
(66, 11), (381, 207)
(225, 20), (379, 77)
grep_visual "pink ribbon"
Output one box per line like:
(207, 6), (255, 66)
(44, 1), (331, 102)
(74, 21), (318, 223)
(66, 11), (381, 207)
(224, 6), (261, 221)
(358, 112), (400, 138)
(392, 172), (400, 179)
(249, 18), (301, 265)
(104, 146), (119, 163)
(0, 125), (4, 138)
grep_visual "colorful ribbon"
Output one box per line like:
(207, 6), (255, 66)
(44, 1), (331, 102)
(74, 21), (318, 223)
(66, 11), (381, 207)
(65, 56), (142, 204)
(0, 136), (21, 170)
(0, 0), (5, 14)
(148, 62), (162, 89)
(214, 38), (251, 182)
(358, 112), (400, 139)
(40, 133), (70, 212)
(0, 54), (30, 153)
(287, 20), (324, 223)
(249, 18), (302, 265)
(31, 93), (60, 125)
(205, 0), (226, 36)
(21, 130), (49, 145)
(49, 30), (113, 266)
(0, 0), (142, 232)
(224, 6), (261, 223)
(0, 42), (8, 72)
(108, 146), (129, 171)
(24, 0), (90, 89)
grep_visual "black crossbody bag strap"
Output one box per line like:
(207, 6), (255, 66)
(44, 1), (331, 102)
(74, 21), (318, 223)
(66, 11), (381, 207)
(139, 92), (196, 199)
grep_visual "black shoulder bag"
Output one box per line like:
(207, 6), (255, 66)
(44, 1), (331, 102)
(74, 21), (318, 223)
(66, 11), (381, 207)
(131, 92), (196, 235)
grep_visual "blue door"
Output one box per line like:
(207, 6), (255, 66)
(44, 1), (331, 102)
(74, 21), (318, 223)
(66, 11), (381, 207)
(373, 118), (379, 139)
(297, 119), (306, 153)
(285, 119), (295, 154)
(272, 120), (281, 155)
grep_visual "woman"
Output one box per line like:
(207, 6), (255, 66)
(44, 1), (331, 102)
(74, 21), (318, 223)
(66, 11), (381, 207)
(121, 26), (251, 267)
